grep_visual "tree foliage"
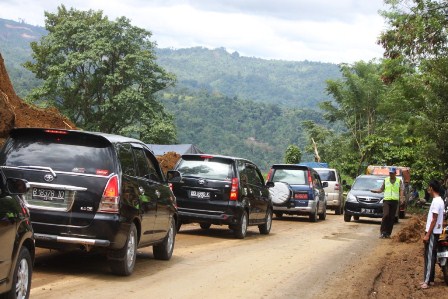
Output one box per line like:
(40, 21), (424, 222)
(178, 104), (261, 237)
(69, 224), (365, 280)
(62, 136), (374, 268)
(284, 145), (302, 164)
(24, 5), (176, 143)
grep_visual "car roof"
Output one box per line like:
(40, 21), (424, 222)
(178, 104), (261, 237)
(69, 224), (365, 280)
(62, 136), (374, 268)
(181, 154), (255, 165)
(271, 164), (311, 170)
(314, 168), (337, 171)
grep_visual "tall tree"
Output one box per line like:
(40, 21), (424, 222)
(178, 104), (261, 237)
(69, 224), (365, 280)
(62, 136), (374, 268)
(24, 5), (176, 143)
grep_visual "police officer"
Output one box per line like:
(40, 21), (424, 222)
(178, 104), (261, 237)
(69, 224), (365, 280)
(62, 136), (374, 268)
(371, 167), (404, 238)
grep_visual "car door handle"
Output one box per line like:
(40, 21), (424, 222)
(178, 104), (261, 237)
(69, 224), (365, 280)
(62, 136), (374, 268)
(138, 186), (145, 194)
(155, 190), (161, 198)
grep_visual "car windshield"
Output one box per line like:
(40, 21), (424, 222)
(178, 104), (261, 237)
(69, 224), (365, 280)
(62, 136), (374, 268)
(177, 159), (232, 180)
(271, 169), (307, 185)
(352, 177), (384, 191)
(316, 170), (336, 181)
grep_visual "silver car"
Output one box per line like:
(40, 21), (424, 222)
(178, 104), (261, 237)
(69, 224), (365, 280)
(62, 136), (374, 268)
(315, 168), (344, 215)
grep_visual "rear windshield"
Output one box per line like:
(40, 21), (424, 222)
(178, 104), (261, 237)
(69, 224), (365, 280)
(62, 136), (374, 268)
(352, 177), (384, 191)
(316, 170), (336, 181)
(271, 169), (307, 185)
(176, 158), (233, 180)
(1, 131), (115, 175)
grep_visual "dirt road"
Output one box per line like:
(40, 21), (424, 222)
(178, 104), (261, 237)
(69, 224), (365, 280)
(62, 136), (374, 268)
(30, 214), (405, 299)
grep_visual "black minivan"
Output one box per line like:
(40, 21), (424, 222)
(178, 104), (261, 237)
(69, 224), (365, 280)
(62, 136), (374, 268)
(0, 128), (179, 276)
(0, 169), (34, 299)
(169, 154), (273, 239)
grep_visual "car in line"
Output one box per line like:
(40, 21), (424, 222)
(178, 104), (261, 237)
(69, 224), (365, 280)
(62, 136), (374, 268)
(0, 169), (34, 299)
(266, 164), (327, 222)
(0, 128), (179, 276)
(314, 167), (344, 215)
(344, 174), (399, 222)
(169, 154), (273, 239)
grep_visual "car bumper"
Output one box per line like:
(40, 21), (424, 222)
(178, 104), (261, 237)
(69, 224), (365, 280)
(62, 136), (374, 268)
(273, 200), (317, 215)
(178, 207), (241, 226)
(326, 193), (342, 208)
(344, 202), (383, 218)
(32, 212), (129, 250)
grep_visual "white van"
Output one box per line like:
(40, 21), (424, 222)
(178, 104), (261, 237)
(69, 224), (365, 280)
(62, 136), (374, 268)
(314, 168), (344, 215)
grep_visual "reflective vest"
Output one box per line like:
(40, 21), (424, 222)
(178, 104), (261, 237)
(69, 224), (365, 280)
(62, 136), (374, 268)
(384, 177), (401, 200)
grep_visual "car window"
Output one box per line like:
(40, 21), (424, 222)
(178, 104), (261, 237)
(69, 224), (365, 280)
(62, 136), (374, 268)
(313, 172), (322, 188)
(116, 143), (136, 176)
(271, 169), (306, 185)
(144, 149), (163, 182)
(245, 165), (263, 186)
(317, 170), (336, 181)
(2, 133), (114, 175)
(352, 177), (384, 191)
(133, 147), (152, 179)
(176, 159), (232, 180)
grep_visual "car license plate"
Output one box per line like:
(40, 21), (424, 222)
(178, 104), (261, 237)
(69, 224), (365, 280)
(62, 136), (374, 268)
(32, 187), (65, 202)
(437, 251), (448, 258)
(190, 190), (210, 199)
(361, 208), (374, 214)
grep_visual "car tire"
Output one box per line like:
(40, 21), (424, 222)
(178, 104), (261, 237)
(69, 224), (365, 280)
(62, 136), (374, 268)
(110, 223), (137, 276)
(335, 205), (342, 215)
(199, 223), (211, 230)
(399, 210), (406, 219)
(319, 204), (326, 220)
(353, 216), (360, 221)
(4, 246), (32, 299)
(275, 212), (283, 218)
(153, 218), (176, 260)
(309, 206), (318, 222)
(234, 211), (248, 239)
(176, 221), (182, 232)
(344, 214), (351, 222)
(258, 208), (273, 235)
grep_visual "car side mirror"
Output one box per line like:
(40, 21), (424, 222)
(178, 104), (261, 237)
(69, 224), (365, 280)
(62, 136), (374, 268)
(167, 170), (182, 183)
(322, 182), (328, 188)
(265, 181), (275, 188)
(6, 178), (29, 194)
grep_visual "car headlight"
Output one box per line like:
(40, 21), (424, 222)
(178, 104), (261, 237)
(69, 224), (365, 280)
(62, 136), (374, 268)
(347, 192), (357, 202)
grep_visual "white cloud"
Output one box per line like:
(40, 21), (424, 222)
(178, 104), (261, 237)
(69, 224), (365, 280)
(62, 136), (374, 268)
(0, 0), (387, 63)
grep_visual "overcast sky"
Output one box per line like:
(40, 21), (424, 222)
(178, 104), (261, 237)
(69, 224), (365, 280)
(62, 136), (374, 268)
(0, 0), (387, 64)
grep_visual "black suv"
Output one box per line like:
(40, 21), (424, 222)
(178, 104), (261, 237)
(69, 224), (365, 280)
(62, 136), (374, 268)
(169, 154), (273, 239)
(0, 169), (34, 299)
(0, 128), (179, 276)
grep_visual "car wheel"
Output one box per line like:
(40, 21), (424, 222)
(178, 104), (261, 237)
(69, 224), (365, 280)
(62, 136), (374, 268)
(395, 216), (399, 223)
(110, 223), (137, 276)
(153, 218), (176, 260)
(319, 205), (326, 220)
(353, 216), (360, 221)
(199, 223), (211, 230)
(344, 214), (351, 222)
(176, 221), (182, 232)
(234, 211), (248, 239)
(399, 210), (406, 219)
(335, 205), (342, 215)
(309, 206), (318, 222)
(275, 212), (283, 218)
(259, 208), (273, 235)
(4, 246), (32, 299)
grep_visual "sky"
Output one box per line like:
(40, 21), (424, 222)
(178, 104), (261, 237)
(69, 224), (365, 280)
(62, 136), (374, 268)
(0, 0), (388, 64)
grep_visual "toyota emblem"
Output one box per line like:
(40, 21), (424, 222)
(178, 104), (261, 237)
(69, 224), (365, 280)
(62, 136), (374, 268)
(44, 174), (54, 182)
(198, 179), (205, 185)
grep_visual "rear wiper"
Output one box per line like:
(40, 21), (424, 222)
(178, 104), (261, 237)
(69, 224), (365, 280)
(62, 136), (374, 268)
(17, 166), (57, 178)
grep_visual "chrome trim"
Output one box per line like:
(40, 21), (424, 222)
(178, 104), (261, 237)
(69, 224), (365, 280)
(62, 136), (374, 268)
(28, 182), (87, 191)
(34, 233), (110, 247)
(0, 165), (115, 179)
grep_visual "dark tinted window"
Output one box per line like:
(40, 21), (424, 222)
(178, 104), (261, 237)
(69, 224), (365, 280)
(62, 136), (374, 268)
(2, 131), (114, 175)
(133, 147), (161, 182)
(144, 150), (162, 182)
(116, 143), (136, 176)
(177, 158), (233, 180)
(316, 170), (336, 181)
(271, 169), (307, 185)
(245, 165), (263, 186)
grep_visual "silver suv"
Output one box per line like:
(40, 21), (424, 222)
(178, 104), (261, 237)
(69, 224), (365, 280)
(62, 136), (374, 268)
(314, 168), (343, 215)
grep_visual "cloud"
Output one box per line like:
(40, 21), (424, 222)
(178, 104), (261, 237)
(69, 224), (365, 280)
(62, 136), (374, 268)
(0, 0), (386, 63)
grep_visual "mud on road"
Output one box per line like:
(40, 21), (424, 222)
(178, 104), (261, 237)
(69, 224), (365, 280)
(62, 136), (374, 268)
(29, 213), (444, 299)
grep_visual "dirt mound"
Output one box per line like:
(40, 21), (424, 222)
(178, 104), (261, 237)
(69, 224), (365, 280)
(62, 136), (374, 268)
(394, 214), (425, 243)
(156, 151), (181, 175)
(0, 53), (76, 146)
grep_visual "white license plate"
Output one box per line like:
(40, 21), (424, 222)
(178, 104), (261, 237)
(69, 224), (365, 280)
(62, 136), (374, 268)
(190, 190), (210, 199)
(32, 187), (65, 202)
(361, 208), (375, 214)
(437, 251), (448, 258)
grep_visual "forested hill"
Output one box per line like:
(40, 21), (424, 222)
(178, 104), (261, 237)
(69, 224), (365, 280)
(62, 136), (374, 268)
(156, 47), (340, 109)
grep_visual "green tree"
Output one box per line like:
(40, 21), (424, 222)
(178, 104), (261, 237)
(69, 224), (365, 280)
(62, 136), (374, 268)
(24, 5), (176, 142)
(284, 145), (302, 164)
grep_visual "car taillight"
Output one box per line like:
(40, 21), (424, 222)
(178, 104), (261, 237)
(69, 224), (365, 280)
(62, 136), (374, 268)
(169, 182), (173, 191)
(98, 175), (120, 213)
(440, 241), (448, 247)
(335, 183), (340, 191)
(266, 169), (273, 181)
(307, 170), (313, 189)
(44, 129), (68, 134)
(230, 177), (238, 200)
(294, 193), (308, 200)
